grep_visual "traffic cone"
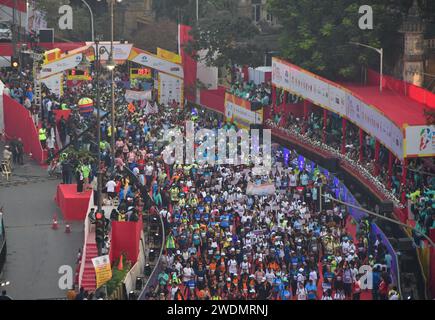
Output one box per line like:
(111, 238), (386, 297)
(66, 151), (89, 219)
(52, 214), (58, 230)
(65, 223), (71, 233)
(117, 255), (123, 271)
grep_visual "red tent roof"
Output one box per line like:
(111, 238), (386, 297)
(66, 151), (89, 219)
(340, 83), (429, 128)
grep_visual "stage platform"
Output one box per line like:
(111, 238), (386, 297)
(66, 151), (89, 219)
(55, 184), (92, 221)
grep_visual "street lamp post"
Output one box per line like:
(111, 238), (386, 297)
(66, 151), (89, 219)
(110, 0), (115, 154)
(81, 0), (95, 42)
(95, 40), (102, 213)
(98, 0), (121, 154)
(350, 42), (383, 93)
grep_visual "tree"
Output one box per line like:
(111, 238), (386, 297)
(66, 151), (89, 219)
(267, 0), (409, 80)
(185, 8), (263, 69)
(130, 19), (178, 53)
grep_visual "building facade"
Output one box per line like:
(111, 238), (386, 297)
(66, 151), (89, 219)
(400, 0), (435, 90)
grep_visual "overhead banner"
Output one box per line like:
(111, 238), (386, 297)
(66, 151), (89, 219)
(92, 255), (112, 289)
(41, 73), (63, 97)
(130, 50), (184, 79)
(405, 125), (435, 157)
(225, 93), (263, 129)
(157, 47), (182, 64)
(125, 89), (152, 102)
(158, 73), (184, 106)
(39, 53), (83, 79)
(246, 182), (276, 196)
(86, 42), (133, 61)
(272, 57), (404, 159)
(346, 93), (403, 159)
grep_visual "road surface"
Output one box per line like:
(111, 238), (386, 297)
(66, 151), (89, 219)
(0, 148), (83, 299)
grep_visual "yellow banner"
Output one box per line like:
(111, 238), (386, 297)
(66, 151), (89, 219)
(157, 47), (182, 64)
(92, 255), (112, 288)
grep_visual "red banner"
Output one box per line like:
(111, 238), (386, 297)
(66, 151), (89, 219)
(110, 218), (143, 264)
(179, 24), (197, 103)
(3, 95), (44, 164)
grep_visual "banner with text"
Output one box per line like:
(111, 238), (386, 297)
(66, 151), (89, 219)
(92, 255), (112, 289)
(405, 125), (435, 157)
(86, 43), (133, 61)
(225, 93), (263, 129)
(246, 182), (276, 196)
(272, 57), (404, 159)
(158, 73), (184, 106)
(157, 47), (182, 64)
(41, 73), (63, 97)
(40, 53), (83, 79)
(129, 50), (184, 79)
(125, 89), (152, 102)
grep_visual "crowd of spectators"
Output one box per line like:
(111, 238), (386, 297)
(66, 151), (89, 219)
(269, 103), (434, 246)
(1, 57), (404, 301)
(229, 81), (271, 106)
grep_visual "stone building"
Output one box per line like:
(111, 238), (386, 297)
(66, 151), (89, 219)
(399, 0), (435, 90)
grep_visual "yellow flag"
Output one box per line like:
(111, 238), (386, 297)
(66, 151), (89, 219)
(157, 47), (182, 64)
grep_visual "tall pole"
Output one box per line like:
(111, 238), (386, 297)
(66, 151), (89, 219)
(110, 0), (115, 153)
(81, 0), (95, 42)
(380, 48), (383, 93)
(349, 42), (383, 93)
(12, 0), (16, 58)
(95, 40), (102, 213)
(196, 0), (199, 24)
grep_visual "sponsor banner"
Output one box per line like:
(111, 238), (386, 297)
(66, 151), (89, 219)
(125, 89), (152, 102)
(157, 47), (182, 64)
(272, 57), (404, 159)
(41, 73), (63, 97)
(158, 73), (184, 106)
(92, 255), (112, 289)
(40, 53), (83, 79)
(272, 58), (330, 112)
(346, 93), (403, 159)
(246, 182), (276, 196)
(130, 51), (184, 78)
(405, 125), (435, 157)
(225, 93), (263, 129)
(86, 43), (133, 61)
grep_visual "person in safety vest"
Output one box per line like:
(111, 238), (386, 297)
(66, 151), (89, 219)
(39, 125), (47, 149)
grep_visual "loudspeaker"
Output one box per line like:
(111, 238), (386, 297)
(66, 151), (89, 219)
(144, 263), (152, 276)
(379, 201), (394, 214)
(324, 157), (339, 173)
(39, 29), (54, 43)
(128, 291), (138, 300)
(397, 238), (414, 252)
(135, 277), (144, 291)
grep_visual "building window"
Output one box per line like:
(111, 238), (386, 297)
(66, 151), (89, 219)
(252, 4), (261, 22)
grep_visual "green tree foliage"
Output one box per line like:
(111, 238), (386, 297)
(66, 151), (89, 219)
(185, 4), (263, 69)
(267, 0), (410, 80)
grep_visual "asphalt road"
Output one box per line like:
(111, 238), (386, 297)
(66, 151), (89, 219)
(0, 149), (84, 300)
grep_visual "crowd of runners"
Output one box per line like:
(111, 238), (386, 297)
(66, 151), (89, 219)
(0, 63), (407, 301)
